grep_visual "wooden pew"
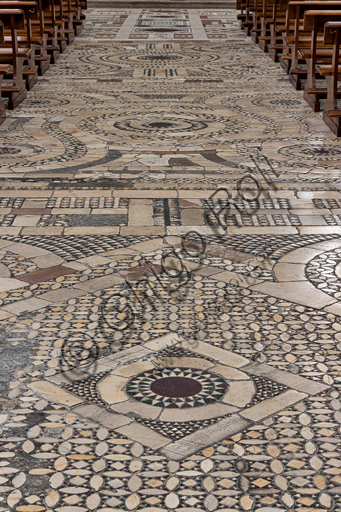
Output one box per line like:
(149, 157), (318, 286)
(317, 21), (341, 135)
(286, 1), (341, 90)
(250, 0), (263, 44)
(258, 0), (277, 52)
(0, 20), (12, 124)
(269, 0), (290, 63)
(300, 10), (341, 111)
(0, 8), (28, 108)
(0, 63), (11, 123)
(0, 1), (40, 89)
(33, 0), (51, 74)
(241, 0), (256, 36)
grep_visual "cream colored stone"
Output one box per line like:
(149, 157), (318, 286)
(0, 278), (30, 293)
(111, 360), (154, 377)
(77, 255), (112, 267)
(115, 422), (171, 449)
(273, 262), (306, 282)
(161, 414), (251, 460)
(251, 280), (336, 309)
(90, 475), (103, 491)
(28, 381), (84, 407)
(213, 364), (250, 381)
(153, 356), (214, 370)
(72, 403), (131, 429)
(279, 246), (326, 264)
(86, 494), (101, 510)
(111, 400), (160, 420)
(144, 332), (182, 352)
(160, 402), (237, 422)
(97, 375), (129, 405)
(166, 476), (179, 491)
(164, 493), (180, 509)
(240, 390), (308, 421)
(240, 495), (254, 510)
(181, 340), (250, 368)
(222, 380), (255, 408)
(128, 475), (142, 492)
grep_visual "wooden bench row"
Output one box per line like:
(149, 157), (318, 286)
(236, 0), (341, 136)
(0, 0), (86, 125)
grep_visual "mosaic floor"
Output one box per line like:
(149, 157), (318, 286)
(0, 7), (341, 512)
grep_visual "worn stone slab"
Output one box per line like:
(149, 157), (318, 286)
(38, 288), (86, 303)
(7, 242), (50, 257)
(182, 340), (250, 368)
(159, 402), (238, 422)
(111, 400), (160, 420)
(273, 262), (307, 282)
(75, 274), (125, 292)
(48, 369), (90, 385)
(72, 403), (132, 429)
(115, 422), (172, 449)
(245, 362), (330, 395)
(0, 278), (30, 293)
(250, 281), (336, 309)
(31, 254), (65, 268)
(160, 414), (251, 460)
(144, 332), (182, 352)
(111, 360), (154, 377)
(28, 381), (84, 407)
(240, 390), (308, 422)
(2, 297), (52, 315)
(97, 374), (129, 404)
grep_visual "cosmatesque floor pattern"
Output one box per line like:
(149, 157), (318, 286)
(0, 7), (340, 512)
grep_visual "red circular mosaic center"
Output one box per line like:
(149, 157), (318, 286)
(150, 376), (202, 398)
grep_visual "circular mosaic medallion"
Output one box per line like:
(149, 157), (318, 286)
(126, 367), (228, 408)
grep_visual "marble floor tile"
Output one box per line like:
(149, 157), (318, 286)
(0, 5), (341, 512)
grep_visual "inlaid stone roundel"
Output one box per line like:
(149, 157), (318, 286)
(126, 367), (228, 408)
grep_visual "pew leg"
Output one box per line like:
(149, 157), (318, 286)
(322, 76), (341, 137)
(73, 18), (84, 36)
(1, 57), (27, 109)
(325, 75), (339, 113)
(251, 13), (260, 44)
(303, 89), (321, 112)
(24, 43), (38, 91)
(36, 57), (50, 76)
(36, 35), (51, 76)
(65, 14), (76, 44)
(303, 58), (320, 112)
(280, 57), (291, 74)
(268, 26), (283, 63)
(47, 47), (60, 65)
(7, 85), (27, 109)
(289, 69), (305, 90)
(323, 111), (341, 137)
(259, 19), (270, 53)
(0, 76), (6, 126)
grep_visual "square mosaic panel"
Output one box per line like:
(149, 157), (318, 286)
(30, 333), (329, 460)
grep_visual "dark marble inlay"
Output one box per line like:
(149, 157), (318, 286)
(148, 122), (174, 128)
(150, 376), (202, 398)
(59, 214), (127, 227)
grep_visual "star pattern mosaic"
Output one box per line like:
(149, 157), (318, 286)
(126, 366), (228, 407)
